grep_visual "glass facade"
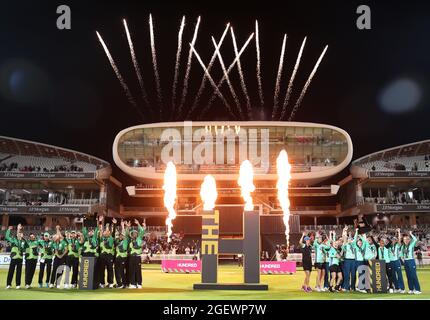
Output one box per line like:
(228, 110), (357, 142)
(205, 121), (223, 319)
(117, 125), (349, 174)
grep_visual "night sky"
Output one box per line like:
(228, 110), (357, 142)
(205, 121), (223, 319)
(1, 0), (430, 186)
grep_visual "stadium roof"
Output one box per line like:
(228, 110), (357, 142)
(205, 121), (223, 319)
(352, 139), (430, 167)
(0, 136), (109, 167)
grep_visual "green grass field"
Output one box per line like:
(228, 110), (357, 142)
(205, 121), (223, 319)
(0, 265), (429, 300)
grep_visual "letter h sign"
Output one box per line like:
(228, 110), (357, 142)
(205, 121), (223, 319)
(194, 208), (268, 290)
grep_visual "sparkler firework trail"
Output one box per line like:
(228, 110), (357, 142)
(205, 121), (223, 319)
(189, 42), (236, 119)
(198, 33), (254, 120)
(231, 27), (252, 120)
(177, 16), (201, 118)
(185, 23), (230, 120)
(271, 33), (287, 120)
(212, 36), (244, 120)
(149, 14), (163, 117)
(288, 45), (328, 121)
(123, 19), (152, 117)
(96, 31), (144, 121)
(255, 20), (264, 110)
(171, 16), (186, 118)
(279, 36), (307, 121)
(98, 14), (328, 123)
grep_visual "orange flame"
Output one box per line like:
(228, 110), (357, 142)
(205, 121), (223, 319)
(238, 160), (255, 211)
(163, 161), (177, 242)
(276, 150), (292, 248)
(200, 175), (218, 211)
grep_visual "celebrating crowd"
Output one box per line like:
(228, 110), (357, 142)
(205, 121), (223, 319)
(5, 216), (148, 289)
(299, 226), (422, 294)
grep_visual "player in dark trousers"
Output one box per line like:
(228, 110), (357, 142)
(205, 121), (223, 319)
(5, 224), (26, 289)
(399, 229), (421, 294)
(341, 226), (357, 292)
(38, 232), (54, 288)
(299, 232), (313, 292)
(127, 219), (146, 289)
(24, 232), (39, 289)
(80, 219), (100, 288)
(65, 231), (81, 289)
(387, 234), (405, 293)
(99, 216), (115, 289)
(49, 226), (69, 288)
(114, 219), (129, 288)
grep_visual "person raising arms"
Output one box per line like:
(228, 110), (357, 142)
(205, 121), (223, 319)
(114, 218), (129, 289)
(128, 218), (146, 289)
(341, 226), (356, 292)
(298, 231), (313, 292)
(5, 224), (26, 289)
(400, 229), (421, 294)
(49, 225), (68, 288)
(38, 232), (54, 288)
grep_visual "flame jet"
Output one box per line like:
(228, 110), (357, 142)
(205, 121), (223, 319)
(163, 161), (177, 242)
(276, 150), (292, 248)
(238, 160), (256, 211)
(200, 175), (218, 210)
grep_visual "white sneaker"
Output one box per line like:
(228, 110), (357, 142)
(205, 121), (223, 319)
(6, 285), (11, 289)
(16, 286), (20, 289)
(129, 285), (137, 289)
(99, 284), (104, 289)
(49, 284), (54, 289)
(137, 285), (142, 289)
(25, 285), (31, 289)
(389, 288), (394, 293)
(399, 290), (405, 294)
(64, 284), (69, 289)
(108, 284), (114, 289)
(71, 284), (76, 289)
(323, 287), (329, 292)
(408, 290), (414, 294)
(414, 290), (422, 295)
(315, 287), (321, 292)
(56, 285), (61, 289)
(358, 289), (367, 293)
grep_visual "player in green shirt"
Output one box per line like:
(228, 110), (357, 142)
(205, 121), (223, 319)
(128, 219), (146, 289)
(114, 219), (129, 288)
(5, 224), (26, 289)
(98, 216), (116, 289)
(65, 230), (81, 289)
(37, 232), (54, 288)
(23, 232), (39, 289)
(49, 226), (69, 288)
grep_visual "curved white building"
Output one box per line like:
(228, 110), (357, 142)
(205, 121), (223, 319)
(113, 121), (353, 185)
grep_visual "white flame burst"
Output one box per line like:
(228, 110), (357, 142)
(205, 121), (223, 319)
(276, 150), (292, 248)
(238, 160), (256, 211)
(200, 175), (218, 211)
(163, 161), (177, 242)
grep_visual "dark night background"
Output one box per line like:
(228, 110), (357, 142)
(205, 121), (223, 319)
(1, 0), (429, 189)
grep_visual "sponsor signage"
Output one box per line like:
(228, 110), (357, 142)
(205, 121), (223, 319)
(78, 256), (96, 290)
(369, 171), (430, 178)
(260, 261), (296, 274)
(369, 260), (388, 293)
(376, 204), (430, 213)
(0, 172), (95, 180)
(162, 260), (201, 273)
(0, 205), (90, 215)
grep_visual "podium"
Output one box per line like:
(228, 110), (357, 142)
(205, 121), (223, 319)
(78, 256), (97, 290)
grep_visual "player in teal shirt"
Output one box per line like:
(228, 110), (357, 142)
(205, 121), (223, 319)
(352, 229), (367, 293)
(341, 226), (356, 291)
(388, 232), (405, 292)
(312, 231), (330, 292)
(400, 229), (421, 294)
(327, 231), (343, 292)
(377, 238), (392, 292)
